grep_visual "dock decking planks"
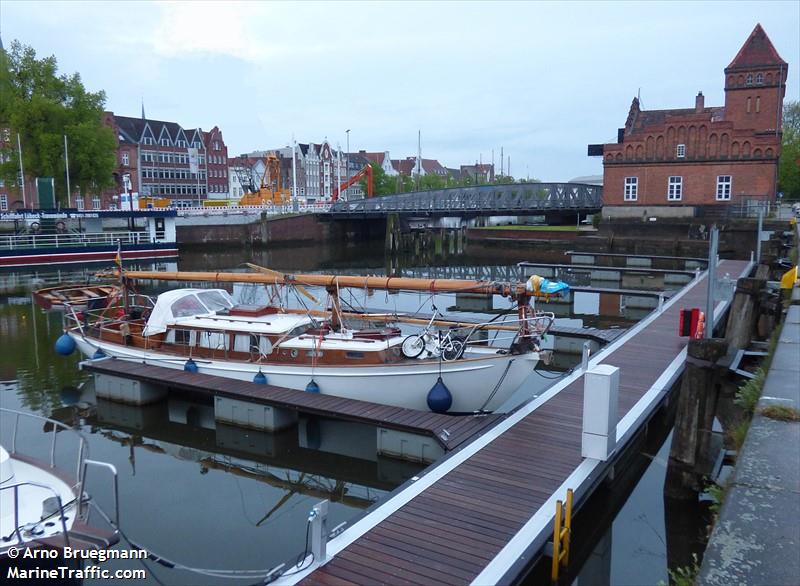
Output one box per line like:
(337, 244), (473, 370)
(301, 259), (749, 585)
(81, 359), (502, 451)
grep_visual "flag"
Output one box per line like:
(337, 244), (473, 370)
(115, 241), (123, 272)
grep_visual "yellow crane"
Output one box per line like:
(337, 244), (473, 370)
(239, 154), (291, 206)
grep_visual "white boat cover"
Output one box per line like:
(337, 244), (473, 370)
(143, 289), (234, 335)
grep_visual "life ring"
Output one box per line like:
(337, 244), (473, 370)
(29, 221), (40, 233)
(56, 220), (67, 232)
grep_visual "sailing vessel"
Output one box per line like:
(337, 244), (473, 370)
(57, 270), (568, 413)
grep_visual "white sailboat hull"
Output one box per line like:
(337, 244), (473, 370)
(72, 334), (537, 413)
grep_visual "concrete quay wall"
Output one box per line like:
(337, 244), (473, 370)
(177, 213), (332, 247)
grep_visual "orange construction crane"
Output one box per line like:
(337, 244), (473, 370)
(239, 154), (291, 206)
(332, 165), (373, 202)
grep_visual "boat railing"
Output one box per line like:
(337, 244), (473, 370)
(0, 231), (157, 251)
(0, 408), (120, 541)
(0, 481), (71, 547)
(454, 312), (556, 349)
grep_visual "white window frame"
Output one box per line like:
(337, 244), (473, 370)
(755, 73), (764, 84)
(676, 144), (686, 158)
(0, 194), (8, 211)
(160, 138), (170, 147)
(92, 196), (101, 210)
(122, 152), (129, 166)
(76, 197), (84, 210)
(667, 176), (683, 201)
(716, 175), (732, 201)
(624, 177), (638, 201)
(746, 73), (753, 86)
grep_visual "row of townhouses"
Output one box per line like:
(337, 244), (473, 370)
(1, 117), (493, 209)
(0, 25), (785, 211)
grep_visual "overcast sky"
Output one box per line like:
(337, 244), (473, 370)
(1, 1), (798, 181)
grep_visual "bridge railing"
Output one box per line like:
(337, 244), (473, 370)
(327, 183), (602, 214)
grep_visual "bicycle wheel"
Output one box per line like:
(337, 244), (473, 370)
(442, 339), (465, 361)
(401, 334), (426, 359)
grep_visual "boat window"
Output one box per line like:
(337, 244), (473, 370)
(233, 334), (250, 352)
(171, 296), (206, 318)
(259, 336), (273, 356)
(197, 291), (233, 312)
(346, 351), (365, 359)
(198, 331), (229, 350)
(233, 334), (273, 355)
(168, 329), (195, 345)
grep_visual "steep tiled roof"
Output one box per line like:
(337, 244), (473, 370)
(421, 158), (447, 175)
(114, 115), (194, 145)
(726, 24), (787, 70)
(392, 158), (417, 175)
(355, 151), (387, 165)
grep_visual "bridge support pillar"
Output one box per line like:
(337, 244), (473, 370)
(385, 213), (401, 253)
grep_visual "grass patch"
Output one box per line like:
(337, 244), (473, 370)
(477, 225), (579, 231)
(760, 405), (800, 422)
(705, 481), (728, 516)
(727, 419), (751, 452)
(660, 554), (700, 586)
(734, 367), (765, 412)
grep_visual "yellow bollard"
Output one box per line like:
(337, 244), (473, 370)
(551, 499), (563, 583)
(562, 489), (573, 567)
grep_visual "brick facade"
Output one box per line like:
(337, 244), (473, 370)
(595, 24), (787, 208)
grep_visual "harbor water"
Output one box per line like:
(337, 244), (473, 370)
(1, 243), (706, 584)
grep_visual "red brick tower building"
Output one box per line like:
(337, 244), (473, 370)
(594, 24), (788, 214)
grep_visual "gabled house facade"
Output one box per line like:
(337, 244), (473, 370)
(106, 112), (229, 207)
(591, 24), (788, 215)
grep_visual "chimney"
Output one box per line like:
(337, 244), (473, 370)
(695, 91), (704, 113)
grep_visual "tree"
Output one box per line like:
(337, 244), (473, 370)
(0, 40), (116, 206)
(779, 101), (800, 200)
(360, 162), (399, 197)
(419, 173), (447, 191)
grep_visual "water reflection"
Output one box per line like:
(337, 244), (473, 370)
(2, 243), (665, 584)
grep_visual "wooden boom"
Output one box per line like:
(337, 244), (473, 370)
(101, 270), (528, 298)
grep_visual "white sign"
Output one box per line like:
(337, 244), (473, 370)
(188, 148), (199, 174)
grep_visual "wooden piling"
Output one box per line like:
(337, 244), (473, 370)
(724, 278), (765, 351)
(665, 337), (728, 499)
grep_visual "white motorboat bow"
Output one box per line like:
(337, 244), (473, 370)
(0, 408), (119, 559)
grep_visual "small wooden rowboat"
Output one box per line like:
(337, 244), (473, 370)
(33, 284), (120, 310)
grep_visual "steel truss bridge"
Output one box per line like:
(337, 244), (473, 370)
(324, 183), (602, 218)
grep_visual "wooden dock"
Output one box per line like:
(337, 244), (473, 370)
(81, 359), (503, 452)
(281, 259), (751, 585)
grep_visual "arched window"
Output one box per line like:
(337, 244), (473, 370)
(746, 73), (753, 86)
(755, 73), (764, 84)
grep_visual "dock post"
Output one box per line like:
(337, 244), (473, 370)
(581, 365), (620, 461)
(665, 338), (728, 499)
(309, 499), (329, 564)
(723, 277), (765, 351)
(704, 226), (719, 338)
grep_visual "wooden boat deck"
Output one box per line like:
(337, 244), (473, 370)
(293, 259), (750, 585)
(81, 359), (503, 451)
